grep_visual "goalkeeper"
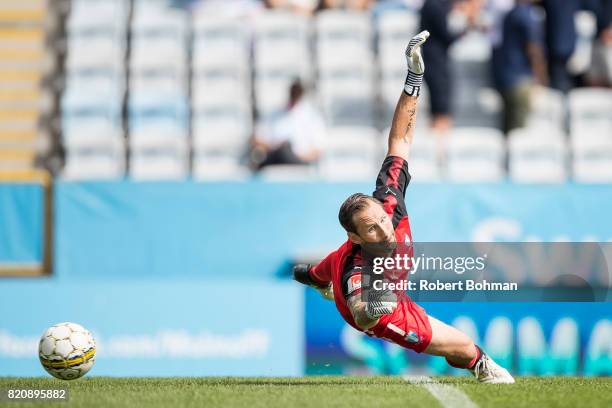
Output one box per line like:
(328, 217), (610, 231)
(294, 31), (514, 384)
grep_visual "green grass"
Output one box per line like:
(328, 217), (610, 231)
(0, 377), (610, 408)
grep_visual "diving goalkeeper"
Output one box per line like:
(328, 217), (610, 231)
(294, 31), (514, 384)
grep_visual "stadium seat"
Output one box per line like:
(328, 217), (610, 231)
(377, 10), (419, 75)
(320, 127), (380, 181)
(255, 75), (294, 117)
(129, 127), (189, 180)
(449, 32), (498, 128)
(193, 157), (249, 181)
(67, 0), (128, 35)
(571, 132), (612, 183)
(66, 37), (125, 73)
(315, 10), (373, 72)
(446, 127), (506, 182)
(192, 14), (249, 77)
(318, 71), (375, 127)
(130, 9), (188, 76)
(253, 11), (311, 80)
(569, 88), (612, 134)
(61, 91), (123, 149)
(192, 78), (250, 112)
(193, 137), (249, 181)
(62, 138), (126, 180)
(508, 128), (567, 183)
(258, 165), (318, 182)
(65, 68), (125, 98)
(527, 87), (565, 130)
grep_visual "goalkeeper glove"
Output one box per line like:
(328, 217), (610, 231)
(404, 30), (430, 97)
(364, 288), (398, 319)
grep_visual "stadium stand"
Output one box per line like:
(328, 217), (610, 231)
(0, 0), (55, 173)
(62, 0), (127, 179)
(254, 10), (311, 117)
(315, 10), (375, 127)
(192, 12), (251, 179)
(48, 1), (612, 183)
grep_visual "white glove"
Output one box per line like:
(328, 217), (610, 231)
(364, 289), (397, 319)
(404, 30), (430, 97)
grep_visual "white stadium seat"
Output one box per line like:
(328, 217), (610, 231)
(527, 87), (565, 130)
(62, 137), (126, 180)
(192, 15), (249, 75)
(508, 128), (567, 183)
(377, 10), (419, 74)
(253, 11), (311, 79)
(571, 133), (612, 183)
(316, 10), (372, 72)
(318, 71), (375, 127)
(447, 128), (506, 182)
(569, 88), (612, 135)
(320, 127), (380, 181)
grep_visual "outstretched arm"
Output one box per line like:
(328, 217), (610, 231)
(387, 31), (430, 162)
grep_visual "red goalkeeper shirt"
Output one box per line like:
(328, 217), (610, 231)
(307, 156), (432, 352)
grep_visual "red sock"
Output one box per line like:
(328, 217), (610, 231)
(467, 345), (482, 369)
(445, 344), (482, 369)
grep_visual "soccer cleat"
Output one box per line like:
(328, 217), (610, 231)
(469, 352), (515, 384)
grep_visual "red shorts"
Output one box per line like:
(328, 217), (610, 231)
(368, 300), (432, 353)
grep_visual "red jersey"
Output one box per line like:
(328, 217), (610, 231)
(307, 156), (432, 352)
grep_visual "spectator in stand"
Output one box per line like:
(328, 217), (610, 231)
(541, 0), (581, 93)
(484, 0), (515, 100)
(588, 0), (612, 86)
(419, 0), (482, 135)
(496, 0), (547, 134)
(315, 0), (375, 11)
(250, 80), (325, 170)
(265, 0), (319, 14)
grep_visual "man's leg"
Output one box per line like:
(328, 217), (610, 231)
(423, 315), (515, 383)
(424, 315), (479, 367)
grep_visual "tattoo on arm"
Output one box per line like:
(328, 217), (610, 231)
(348, 294), (379, 330)
(404, 107), (417, 141)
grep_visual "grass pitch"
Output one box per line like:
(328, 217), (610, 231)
(0, 376), (610, 408)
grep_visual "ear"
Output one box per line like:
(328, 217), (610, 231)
(347, 232), (362, 245)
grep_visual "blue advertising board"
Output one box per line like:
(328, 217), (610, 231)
(0, 280), (303, 377)
(53, 182), (612, 280)
(305, 289), (611, 376)
(0, 183), (43, 263)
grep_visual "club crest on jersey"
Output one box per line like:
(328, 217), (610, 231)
(347, 274), (362, 295)
(405, 331), (420, 344)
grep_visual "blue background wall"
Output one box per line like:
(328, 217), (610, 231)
(54, 182), (612, 280)
(0, 181), (610, 377)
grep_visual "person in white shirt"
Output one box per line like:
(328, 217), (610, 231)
(251, 81), (326, 169)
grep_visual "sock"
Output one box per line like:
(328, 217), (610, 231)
(445, 344), (482, 369)
(467, 345), (483, 369)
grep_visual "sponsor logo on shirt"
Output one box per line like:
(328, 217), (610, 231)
(347, 274), (362, 295)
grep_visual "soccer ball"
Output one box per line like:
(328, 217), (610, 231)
(38, 322), (96, 380)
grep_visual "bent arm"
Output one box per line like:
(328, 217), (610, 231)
(348, 294), (380, 330)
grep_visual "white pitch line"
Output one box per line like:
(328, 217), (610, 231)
(403, 375), (478, 408)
